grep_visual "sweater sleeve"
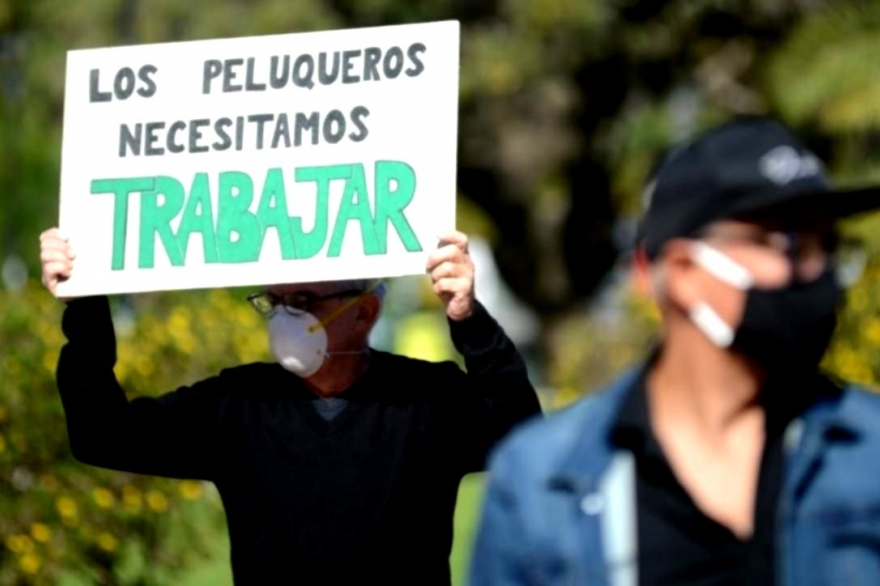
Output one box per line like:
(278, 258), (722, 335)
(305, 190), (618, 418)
(56, 296), (224, 480)
(447, 301), (542, 474)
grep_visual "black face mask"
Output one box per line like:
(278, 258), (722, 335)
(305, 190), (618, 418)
(732, 268), (841, 374)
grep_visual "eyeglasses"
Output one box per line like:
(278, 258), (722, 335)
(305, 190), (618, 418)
(247, 289), (365, 316)
(697, 227), (867, 285)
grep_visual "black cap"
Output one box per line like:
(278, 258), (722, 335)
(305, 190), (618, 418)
(640, 116), (880, 259)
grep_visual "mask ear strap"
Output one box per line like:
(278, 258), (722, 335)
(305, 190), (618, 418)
(690, 241), (754, 290)
(689, 302), (735, 348)
(308, 280), (383, 333)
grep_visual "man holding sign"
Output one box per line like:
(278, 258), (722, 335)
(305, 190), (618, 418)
(42, 20), (540, 585)
(41, 227), (540, 585)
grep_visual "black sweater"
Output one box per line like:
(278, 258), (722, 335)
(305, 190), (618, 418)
(56, 296), (540, 585)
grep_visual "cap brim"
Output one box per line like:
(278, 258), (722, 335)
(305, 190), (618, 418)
(728, 186), (880, 224)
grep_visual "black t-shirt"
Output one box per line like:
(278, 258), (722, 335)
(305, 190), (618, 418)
(610, 368), (835, 586)
(56, 296), (541, 585)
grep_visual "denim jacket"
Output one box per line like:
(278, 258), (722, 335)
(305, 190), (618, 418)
(470, 368), (880, 586)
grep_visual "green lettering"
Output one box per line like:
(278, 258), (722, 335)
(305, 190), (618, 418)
(216, 171), (260, 263)
(177, 173), (219, 263)
(374, 161), (421, 252)
(138, 176), (186, 268)
(91, 177), (154, 270)
(328, 163), (381, 257)
(256, 168), (296, 260)
(292, 165), (351, 259)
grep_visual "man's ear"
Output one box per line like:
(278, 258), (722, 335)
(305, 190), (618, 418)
(661, 239), (702, 309)
(631, 245), (653, 297)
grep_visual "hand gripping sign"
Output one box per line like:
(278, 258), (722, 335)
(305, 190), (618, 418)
(56, 21), (460, 297)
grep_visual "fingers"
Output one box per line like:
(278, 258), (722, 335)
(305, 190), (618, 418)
(39, 227), (75, 294)
(427, 232), (469, 270)
(426, 245), (462, 271)
(40, 247), (74, 264)
(437, 230), (468, 250)
(41, 239), (75, 257)
(40, 228), (75, 256)
(429, 259), (469, 282)
(40, 228), (62, 241)
(432, 276), (470, 297)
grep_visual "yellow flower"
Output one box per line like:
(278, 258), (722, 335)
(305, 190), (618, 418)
(56, 496), (78, 519)
(92, 487), (115, 509)
(122, 486), (142, 512)
(96, 532), (117, 553)
(5, 535), (23, 553)
(6, 535), (34, 553)
(180, 480), (203, 500)
(30, 524), (51, 544)
(146, 490), (168, 512)
(19, 553), (40, 574)
(42, 351), (56, 373)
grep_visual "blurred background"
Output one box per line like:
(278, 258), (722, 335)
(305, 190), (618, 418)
(3, 0), (880, 584)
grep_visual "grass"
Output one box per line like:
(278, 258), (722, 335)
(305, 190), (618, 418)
(178, 473), (487, 586)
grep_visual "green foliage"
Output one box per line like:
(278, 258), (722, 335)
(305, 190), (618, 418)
(767, 2), (880, 132)
(0, 283), (269, 585)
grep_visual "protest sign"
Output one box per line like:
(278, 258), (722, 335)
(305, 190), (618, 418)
(56, 21), (459, 297)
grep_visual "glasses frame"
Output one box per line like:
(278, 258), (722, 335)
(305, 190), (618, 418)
(694, 226), (866, 285)
(247, 288), (365, 316)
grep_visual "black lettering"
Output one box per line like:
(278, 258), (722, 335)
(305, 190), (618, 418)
(203, 60), (223, 94)
(214, 118), (233, 151)
(349, 106), (370, 142)
(406, 43), (426, 77)
(248, 114), (274, 149)
(245, 57), (267, 91)
(383, 47), (404, 79)
(145, 121), (165, 156)
(189, 119), (210, 153)
(272, 114), (291, 149)
(294, 112), (319, 146)
(114, 67), (136, 100)
(318, 52), (340, 85)
(235, 116), (245, 151)
(363, 48), (382, 81)
(269, 56), (290, 89)
(167, 121), (186, 153)
(223, 58), (244, 92)
(90, 69), (112, 102)
(342, 50), (361, 84)
(292, 55), (315, 89)
(137, 64), (158, 97)
(119, 123), (142, 157)
(323, 110), (346, 144)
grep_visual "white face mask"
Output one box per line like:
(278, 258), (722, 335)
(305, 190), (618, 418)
(268, 310), (368, 378)
(269, 311), (329, 378)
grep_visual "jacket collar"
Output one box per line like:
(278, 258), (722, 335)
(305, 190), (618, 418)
(548, 368), (642, 494)
(547, 362), (861, 496)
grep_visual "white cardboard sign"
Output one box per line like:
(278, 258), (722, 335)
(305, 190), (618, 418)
(56, 21), (460, 297)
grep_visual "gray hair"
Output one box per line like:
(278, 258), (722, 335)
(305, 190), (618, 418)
(339, 278), (387, 301)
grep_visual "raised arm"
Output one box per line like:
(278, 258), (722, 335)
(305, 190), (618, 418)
(43, 228), (223, 480)
(428, 231), (542, 473)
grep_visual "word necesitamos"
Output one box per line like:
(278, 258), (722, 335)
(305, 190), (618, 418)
(91, 161), (422, 270)
(119, 107), (370, 157)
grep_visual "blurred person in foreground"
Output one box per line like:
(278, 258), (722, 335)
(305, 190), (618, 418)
(39, 228), (540, 585)
(470, 117), (880, 586)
